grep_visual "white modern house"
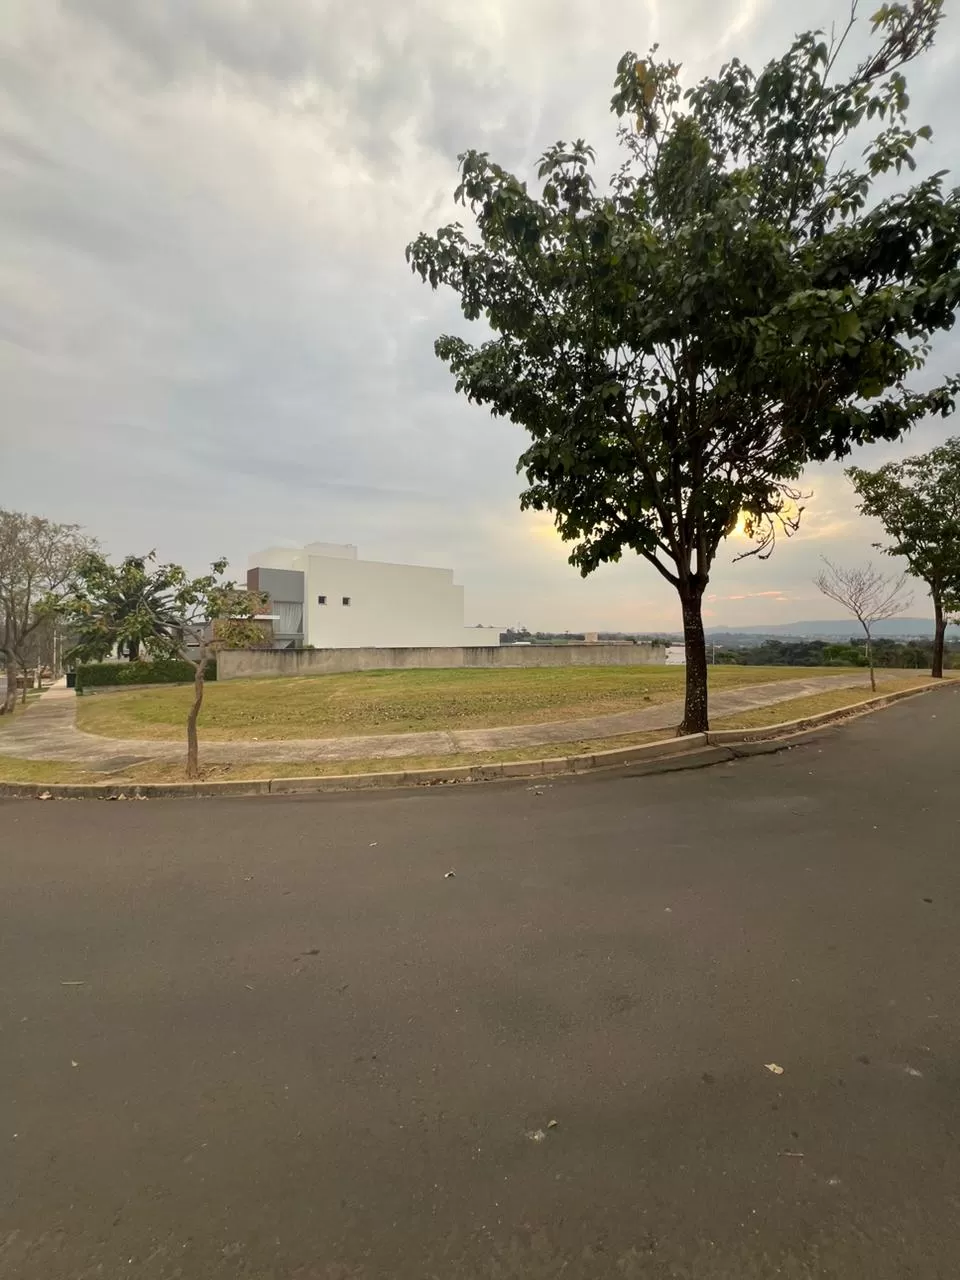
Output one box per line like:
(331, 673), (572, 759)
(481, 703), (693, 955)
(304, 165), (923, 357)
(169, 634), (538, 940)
(247, 542), (500, 650)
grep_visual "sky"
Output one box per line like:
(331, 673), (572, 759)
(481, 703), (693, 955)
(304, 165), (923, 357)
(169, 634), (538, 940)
(2, 0), (958, 632)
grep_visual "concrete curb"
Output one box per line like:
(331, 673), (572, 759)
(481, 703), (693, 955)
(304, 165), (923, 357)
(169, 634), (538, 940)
(1, 679), (952, 801)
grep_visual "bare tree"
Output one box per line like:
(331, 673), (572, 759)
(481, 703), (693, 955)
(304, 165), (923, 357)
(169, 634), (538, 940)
(814, 560), (913, 692)
(0, 511), (95, 715)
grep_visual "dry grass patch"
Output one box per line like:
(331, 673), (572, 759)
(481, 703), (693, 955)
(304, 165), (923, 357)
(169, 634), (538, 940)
(0, 756), (101, 784)
(3, 676), (942, 787)
(710, 676), (933, 731)
(75, 664), (860, 742)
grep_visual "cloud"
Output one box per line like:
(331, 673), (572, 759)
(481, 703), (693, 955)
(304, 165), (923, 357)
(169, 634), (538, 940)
(1, 0), (957, 632)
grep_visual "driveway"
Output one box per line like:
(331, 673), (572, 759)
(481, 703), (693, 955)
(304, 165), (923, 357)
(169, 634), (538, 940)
(2, 686), (959, 1278)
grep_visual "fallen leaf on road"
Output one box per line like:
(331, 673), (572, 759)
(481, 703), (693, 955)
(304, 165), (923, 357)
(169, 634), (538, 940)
(525, 1129), (547, 1143)
(70, 1060), (78, 1068)
(444, 871), (456, 879)
(547, 1119), (558, 1129)
(60, 981), (85, 987)
(765, 1063), (785, 1075)
(38, 791), (52, 801)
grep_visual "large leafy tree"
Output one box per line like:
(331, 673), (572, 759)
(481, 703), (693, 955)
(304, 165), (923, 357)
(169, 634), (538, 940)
(0, 510), (94, 714)
(406, 0), (960, 731)
(848, 436), (960, 677)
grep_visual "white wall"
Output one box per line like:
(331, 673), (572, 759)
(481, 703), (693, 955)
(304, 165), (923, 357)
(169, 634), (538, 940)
(249, 546), (308, 574)
(252, 546), (499, 648)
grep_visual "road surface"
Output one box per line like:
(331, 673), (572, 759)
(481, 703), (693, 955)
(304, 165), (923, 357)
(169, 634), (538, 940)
(2, 686), (959, 1278)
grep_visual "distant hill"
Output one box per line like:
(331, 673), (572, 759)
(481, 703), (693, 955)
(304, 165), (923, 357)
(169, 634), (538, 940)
(705, 618), (960, 640)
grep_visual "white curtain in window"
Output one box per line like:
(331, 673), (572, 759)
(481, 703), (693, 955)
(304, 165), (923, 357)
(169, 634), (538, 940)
(273, 602), (303, 635)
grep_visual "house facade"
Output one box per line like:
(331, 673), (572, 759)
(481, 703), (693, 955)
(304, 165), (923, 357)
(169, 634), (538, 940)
(247, 542), (500, 650)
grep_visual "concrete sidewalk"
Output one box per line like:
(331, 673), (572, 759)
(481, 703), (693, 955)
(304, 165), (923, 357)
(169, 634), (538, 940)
(0, 672), (889, 769)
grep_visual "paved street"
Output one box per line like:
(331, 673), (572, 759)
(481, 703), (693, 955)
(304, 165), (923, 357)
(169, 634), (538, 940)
(3, 687), (960, 1278)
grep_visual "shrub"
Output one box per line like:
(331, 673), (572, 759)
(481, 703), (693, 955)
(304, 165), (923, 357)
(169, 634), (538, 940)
(75, 659), (217, 693)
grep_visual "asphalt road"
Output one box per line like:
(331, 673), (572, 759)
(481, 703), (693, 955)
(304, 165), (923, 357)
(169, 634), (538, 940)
(3, 687), (959, 1279)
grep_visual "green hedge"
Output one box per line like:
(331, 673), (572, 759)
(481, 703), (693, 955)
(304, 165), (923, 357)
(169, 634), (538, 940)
(75, 659), (217, 693)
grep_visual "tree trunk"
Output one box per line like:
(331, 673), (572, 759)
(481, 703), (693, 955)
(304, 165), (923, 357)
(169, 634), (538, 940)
(1, 657), (16, 715)
(932, 595), (946, 679)
(20, 663), (29, 704)
(679, 585), (709, 734)
(865, 632), (876, 693)
(185, 661), (205, 779)
(128, 638), (140, 662)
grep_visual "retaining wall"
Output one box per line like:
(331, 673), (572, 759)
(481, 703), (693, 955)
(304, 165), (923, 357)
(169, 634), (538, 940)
(218, 643), (666, 681)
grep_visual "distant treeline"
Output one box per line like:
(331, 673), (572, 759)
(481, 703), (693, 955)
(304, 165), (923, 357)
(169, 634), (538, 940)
(713, 638), (959, 669)
(500, 628), (585, 644)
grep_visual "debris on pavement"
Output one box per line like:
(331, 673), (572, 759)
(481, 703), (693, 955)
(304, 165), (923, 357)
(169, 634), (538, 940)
(60, 981), (85, 987)
(38, 791), (52, 801)
(765, 1063), (785, 1075)
(526, 1120), (558, 1142)
(444, 871), (456, 879)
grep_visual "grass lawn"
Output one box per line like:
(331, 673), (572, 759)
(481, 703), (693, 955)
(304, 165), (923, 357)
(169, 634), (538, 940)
(74, 664), (868, 742)
(0, 756), (98, 784)
(0, 690), (43, 727)
(711, 675), (931, 730)
(2, 676), (939, 786)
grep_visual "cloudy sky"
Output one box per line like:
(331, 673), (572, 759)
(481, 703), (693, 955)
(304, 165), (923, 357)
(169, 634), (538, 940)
(2, 0), (958, 631)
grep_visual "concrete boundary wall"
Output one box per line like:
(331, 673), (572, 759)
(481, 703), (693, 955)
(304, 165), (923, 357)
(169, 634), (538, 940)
(218, 643), (666, 680)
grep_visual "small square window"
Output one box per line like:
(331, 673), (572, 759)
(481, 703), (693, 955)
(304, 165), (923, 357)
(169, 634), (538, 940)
(317, 594), (327, 605)
(342, 596), (351, 607)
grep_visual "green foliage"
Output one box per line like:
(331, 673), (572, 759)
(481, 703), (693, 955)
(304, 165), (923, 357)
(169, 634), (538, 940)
(63, 552), (183, 662)
(60, 553), (269, 778)
(848, 435), (960, 675)
(76, 659), (217, 693)
(406, 0), (959, 730)
(714, 637), (956, 669)
(848, 436), (960, 617)
(0, 509), (95, 713)
(60, 555), (269, 667)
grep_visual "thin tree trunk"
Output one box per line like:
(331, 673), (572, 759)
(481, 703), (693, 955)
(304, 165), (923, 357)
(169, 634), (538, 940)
(185, 661), (205, 779)
(865, 631), (876, 693)
(1, 657), (16, 715)
(679, 585), (709, 734)
(20, 663), (29, 704)
(932, 595), (945, 679)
